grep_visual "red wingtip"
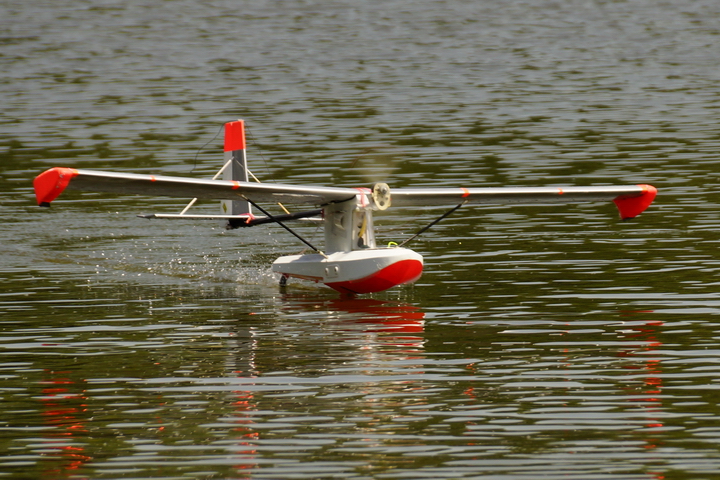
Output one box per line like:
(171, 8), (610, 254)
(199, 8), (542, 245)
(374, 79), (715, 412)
(613, 184), (657, 220)
(33, 167), (78, 206)
(224, 120), (246, 152)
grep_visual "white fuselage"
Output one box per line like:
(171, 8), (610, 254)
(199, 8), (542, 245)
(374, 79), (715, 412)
(271, 192), (424, 294)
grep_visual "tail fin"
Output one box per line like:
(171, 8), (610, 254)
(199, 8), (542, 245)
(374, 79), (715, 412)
(222, 120), (252, 216)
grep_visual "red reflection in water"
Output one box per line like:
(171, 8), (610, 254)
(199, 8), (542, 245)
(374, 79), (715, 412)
(616, 312), (666, 479)
(285, 296), (426, 351)
(618, 318), (665, 449)
(231, 390), (259, 478)
(226, 330), (261, 478)
(324, 298), (425, 333)
(38, 370), (92, 479)
(331, 297), (425, 352)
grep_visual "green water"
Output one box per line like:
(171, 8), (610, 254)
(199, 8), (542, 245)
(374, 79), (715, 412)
(3, 0), (720, 478)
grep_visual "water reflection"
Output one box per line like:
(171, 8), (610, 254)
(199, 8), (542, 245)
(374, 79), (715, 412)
(216, 296), (429, 479)
(282, 294), (425, 337)
(37, 370), (92, 478)
(2, 272), (719, 478)
(618, 316), (666, 455)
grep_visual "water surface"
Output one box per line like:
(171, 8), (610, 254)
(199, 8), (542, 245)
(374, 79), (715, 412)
(3, 0), (720, 478)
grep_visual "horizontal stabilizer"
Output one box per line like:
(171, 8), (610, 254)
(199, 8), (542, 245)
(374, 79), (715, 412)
(139, 209), (323, 228)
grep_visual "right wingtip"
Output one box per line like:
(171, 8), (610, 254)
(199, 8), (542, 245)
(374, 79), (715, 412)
(613, 184), (657, 220)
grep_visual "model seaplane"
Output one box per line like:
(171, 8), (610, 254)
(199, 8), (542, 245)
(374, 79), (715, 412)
(33, 120), (657, 295)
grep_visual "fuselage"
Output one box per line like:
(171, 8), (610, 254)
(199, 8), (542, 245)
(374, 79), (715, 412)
(268, 186), (424, 294)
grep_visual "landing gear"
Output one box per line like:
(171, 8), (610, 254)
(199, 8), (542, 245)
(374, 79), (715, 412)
(279, 274), (289, 288)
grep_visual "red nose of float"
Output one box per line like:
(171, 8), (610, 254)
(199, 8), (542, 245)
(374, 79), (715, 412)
(326, 258), (424, 295)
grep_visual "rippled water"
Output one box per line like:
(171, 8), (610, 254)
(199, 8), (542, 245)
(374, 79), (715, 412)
(3, 0), (720, 478)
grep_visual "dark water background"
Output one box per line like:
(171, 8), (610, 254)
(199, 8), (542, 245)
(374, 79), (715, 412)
(3, 0), (720, 478)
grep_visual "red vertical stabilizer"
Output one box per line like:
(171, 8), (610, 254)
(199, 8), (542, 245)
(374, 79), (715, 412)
(224, 120), (246, 152)
(221, 119), (251, 218)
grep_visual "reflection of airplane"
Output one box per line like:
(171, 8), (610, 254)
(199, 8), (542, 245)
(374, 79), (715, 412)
(615, 314), (667, 480)
(617, 315), (665, 443)
(317, 297), (425, 333)
(333, 298), (426, 351)
(38, 370), (92, 477)
(34, 120), (657, 295)
(221, 295), (427, 477)
(280, 295), (426, 349)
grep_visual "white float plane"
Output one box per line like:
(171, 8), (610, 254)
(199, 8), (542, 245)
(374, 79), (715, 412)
(34, 120), (657, 295)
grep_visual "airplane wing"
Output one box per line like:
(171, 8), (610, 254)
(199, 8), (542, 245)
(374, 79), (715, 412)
(390, 184), (657, 220)
(34, 167), (656, 220)
(33, 167), (357, 207)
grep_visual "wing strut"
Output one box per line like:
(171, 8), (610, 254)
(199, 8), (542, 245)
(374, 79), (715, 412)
(225, 208), (323, 228)
(179, 157), (233, 215)
(242, 195), (325, 256)
(398, 202), (467, 248)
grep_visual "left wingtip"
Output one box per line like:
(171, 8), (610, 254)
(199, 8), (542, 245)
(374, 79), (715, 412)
(33, 167), (78, 206)
(613, 184), (657, 220)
